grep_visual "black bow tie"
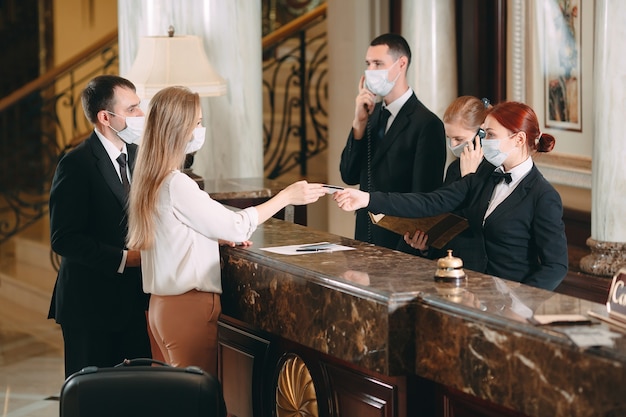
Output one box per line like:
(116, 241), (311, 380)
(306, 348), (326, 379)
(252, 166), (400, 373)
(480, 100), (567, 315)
(491, 171), (512, 184)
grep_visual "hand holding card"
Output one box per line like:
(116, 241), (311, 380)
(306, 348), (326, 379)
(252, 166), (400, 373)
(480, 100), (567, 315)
(323, 184), (344, 194)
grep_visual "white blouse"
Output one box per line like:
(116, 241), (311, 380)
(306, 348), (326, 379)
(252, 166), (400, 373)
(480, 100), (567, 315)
(141, 170), (259, 296)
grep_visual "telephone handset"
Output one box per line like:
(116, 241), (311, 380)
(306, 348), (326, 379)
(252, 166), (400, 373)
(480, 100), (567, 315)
(475, 128), (485, 148)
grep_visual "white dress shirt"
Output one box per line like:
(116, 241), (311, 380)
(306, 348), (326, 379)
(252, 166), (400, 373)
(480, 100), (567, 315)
(141, 170), (259, 296)
(94, 128), (130, 183)
(484, 156), (533, 221)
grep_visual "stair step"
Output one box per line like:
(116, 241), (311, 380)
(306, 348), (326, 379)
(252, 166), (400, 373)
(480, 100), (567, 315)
(0, 261), (56, 316)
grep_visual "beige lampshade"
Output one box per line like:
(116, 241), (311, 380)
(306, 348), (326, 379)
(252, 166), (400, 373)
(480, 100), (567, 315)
(126, 35), (227, 98)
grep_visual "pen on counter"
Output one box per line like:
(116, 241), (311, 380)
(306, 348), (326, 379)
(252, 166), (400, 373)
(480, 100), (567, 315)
(295, 247), (332, 252)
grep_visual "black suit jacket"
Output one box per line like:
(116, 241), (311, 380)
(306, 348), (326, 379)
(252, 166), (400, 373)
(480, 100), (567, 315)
(340, 93), (446, 250)
(368, 164), (568, 290)
(48, 132), (148, 329)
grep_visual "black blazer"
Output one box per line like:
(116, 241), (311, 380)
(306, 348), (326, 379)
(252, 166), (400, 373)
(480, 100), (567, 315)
(368, 164), (568, 290)
(48, 132), (148, 329)
(340, 93), (446, 250)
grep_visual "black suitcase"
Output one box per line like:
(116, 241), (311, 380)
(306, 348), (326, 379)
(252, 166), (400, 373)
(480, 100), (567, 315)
(60, 358), (226, 417)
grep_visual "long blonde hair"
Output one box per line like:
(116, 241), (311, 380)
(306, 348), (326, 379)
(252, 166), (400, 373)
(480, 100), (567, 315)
(127, 86), (200, 249)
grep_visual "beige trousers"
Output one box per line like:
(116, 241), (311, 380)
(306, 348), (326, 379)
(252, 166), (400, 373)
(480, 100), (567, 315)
(148, 290), (221, 375)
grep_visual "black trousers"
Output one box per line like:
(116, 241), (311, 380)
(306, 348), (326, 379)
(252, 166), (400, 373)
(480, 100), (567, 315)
(61, 317), (151, 379)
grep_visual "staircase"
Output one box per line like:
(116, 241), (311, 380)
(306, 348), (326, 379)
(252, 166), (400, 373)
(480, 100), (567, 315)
(265, 32), (328, 184)
(262, 3), (328, 181)
(0, 217), (62, 365)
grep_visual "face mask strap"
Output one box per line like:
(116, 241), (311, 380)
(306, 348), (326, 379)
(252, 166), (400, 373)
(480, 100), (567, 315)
(106, 110), (125, 120)
(103, 110), (125, 133)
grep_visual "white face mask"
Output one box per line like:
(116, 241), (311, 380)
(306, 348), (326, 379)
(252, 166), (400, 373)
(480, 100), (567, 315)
(364, 59), (400, 97)
(107, 111), (145, 145)
(482, 139), (509, 167)
(185, 126), (206, 154)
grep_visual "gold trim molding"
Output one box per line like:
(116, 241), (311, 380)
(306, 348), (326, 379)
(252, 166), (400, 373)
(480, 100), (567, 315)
(276, 354), (319, 417)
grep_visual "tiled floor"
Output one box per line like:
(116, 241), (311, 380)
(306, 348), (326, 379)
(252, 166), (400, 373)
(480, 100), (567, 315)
(1, 222), (64, 417)
(0, 310), (64, 417)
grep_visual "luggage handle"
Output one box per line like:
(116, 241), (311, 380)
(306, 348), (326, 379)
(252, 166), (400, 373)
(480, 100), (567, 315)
(115, 358), (170, 368)
(114, 358), (205, 375)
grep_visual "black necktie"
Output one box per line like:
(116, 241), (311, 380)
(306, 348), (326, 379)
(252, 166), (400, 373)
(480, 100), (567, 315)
(376, 108), (391, 142)
(491, 170), (512, 184)
(116, 153), (131, 194)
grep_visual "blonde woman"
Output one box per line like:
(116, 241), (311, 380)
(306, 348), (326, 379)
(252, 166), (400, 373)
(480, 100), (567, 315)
(127, 86), (325, 374)
(442, 96), (494, 185)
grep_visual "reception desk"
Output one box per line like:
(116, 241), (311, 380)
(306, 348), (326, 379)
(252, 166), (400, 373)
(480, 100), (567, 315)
(217, 218), (626, 417)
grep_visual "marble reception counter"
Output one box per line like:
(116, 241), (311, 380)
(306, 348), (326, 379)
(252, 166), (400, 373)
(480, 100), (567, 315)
(218, 218), (626, 417)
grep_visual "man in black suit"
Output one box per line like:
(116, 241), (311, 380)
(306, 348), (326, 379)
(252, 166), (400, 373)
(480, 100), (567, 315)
(49, 75), (151, 378)
(340, 33), (446, 252)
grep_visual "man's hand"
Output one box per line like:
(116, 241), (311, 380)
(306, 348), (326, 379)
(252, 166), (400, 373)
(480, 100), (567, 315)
(333, 188), (370, 211)
(352, 75), (376, 139)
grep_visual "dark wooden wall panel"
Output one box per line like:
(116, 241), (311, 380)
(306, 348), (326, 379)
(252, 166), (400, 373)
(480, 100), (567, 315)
(456, 0), (507, 103)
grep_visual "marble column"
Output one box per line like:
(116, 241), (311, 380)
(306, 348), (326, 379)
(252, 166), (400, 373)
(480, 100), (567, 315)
(401, 0), (457, 119)
(401, 0), (457, 170)
(117, 0), (263, 180)
(580, 0), (626, 276)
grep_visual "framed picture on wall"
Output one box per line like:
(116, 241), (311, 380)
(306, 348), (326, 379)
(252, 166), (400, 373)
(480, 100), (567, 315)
(544, 0), (582, 131)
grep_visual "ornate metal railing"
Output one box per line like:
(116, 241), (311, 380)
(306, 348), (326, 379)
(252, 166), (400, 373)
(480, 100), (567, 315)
(0, 31), (119, 244)
(262, 3), (328, 179)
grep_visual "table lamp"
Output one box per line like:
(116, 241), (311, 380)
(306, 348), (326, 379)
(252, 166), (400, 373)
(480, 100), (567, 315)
(126, 26), (227, 188)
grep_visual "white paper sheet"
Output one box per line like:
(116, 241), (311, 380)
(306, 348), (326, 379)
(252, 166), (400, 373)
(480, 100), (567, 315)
(260, 242), (356, 255)
(560, 326), (621, 348)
